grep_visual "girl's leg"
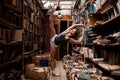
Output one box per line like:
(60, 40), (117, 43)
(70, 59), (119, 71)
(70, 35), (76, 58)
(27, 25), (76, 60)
(49, 15), (59, 76)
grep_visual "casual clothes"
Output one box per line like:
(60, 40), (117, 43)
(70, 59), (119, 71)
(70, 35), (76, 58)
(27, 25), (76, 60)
(50, 31), (70, 47)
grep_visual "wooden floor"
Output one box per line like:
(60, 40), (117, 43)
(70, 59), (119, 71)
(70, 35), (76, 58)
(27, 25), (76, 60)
(49, 60), (67, 80)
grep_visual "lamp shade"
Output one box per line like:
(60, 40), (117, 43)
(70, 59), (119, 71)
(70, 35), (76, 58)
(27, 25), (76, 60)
(55, 5), (62, 11)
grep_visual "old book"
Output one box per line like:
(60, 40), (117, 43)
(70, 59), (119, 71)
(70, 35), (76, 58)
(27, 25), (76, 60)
(31, 13), (34, 23)
(23, 18), (27, 29)
(5, 30), (11, 43)
(111, 70), (120, 76)
(16, 0), (22, 10)
(13, 30), (22, 42)
(12, 0), (16, 6)
(93, 58), (104, 62)
(0, 5), (2, 18)
(99, 63), (120, 71)
(83, 47), (89, 58)
(0, 29), (5, 41)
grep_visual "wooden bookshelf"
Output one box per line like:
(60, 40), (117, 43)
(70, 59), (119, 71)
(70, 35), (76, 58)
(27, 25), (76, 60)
(0, 0), (23, 75)
(91, 14), (120, 35)
(0, 0), (46, 79)
(73, 0), (120, 79)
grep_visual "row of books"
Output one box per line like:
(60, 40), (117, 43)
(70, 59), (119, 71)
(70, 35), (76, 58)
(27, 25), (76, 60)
(34, 15), (40, 25)
(37, 42), (49, 52)
(23, 0), (44, 54)
(23, 4), (41, 28)
(23, 3), (33, 21)
(85, 30), (120, 65)
(35, 25), (41, 34)
(23, 32), (39, 43)
(86, 0), (113, 13)
(23, 18), (41, 34)
(0, 29), (22, 44)
(24, 44), (33, 52)
(25, 0), (43, 17)
(0, 6), (22, 28)
(0, 0), (44, 74)
(77, 0), (120, 24)
(78, 0), (86, 8)
(25, 0), (34, 10)
(72, 13), (85, 25)
(2, 0), (22, 11)
(0, 49), (3, 64)
(100, 49), (120, 65)
(85, 27), (97, 44)
(24, 43), (39, 52)
(108, 52), (120, 65)
(24, 0), (41, 18)
(82, 47), (94, 58)
(0, 44), (22, 64)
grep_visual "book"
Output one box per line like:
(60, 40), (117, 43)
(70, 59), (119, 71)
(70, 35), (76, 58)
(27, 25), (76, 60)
(13, 30), (22, 42)
(93, 58), (104, 62)
(23, 18), (27, 29)
(0, 5), (2, 18)
(12, 0), (16, 6)
(0, 29), (5, 41)
(111, 70), (120, 76)
(116, 1), (120, 13)
(16, 0), (22, 10)
(5, 30), (11, 43)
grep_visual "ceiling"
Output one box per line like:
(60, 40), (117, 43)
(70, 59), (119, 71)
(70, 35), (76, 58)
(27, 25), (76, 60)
(42, 0), (77, 15)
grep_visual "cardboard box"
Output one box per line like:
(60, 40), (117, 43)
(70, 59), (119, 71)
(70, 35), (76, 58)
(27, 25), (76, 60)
(25, 64), (47, 80)
(32, 54), (50, 67)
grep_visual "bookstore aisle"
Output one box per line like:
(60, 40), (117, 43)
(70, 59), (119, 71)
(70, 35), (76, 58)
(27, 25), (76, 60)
(24, 60), (67, 80)
(49, 60), (67, 80)
(0, 0), (120, 80)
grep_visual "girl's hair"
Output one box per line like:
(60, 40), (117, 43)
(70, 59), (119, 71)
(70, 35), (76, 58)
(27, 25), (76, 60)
(70, 28), (79, 39)
(73, 27), (84, 39)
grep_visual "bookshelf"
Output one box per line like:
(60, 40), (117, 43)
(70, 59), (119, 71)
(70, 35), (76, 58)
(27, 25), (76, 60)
(0, 0), (23, 79)
(0, 0), (46, 79)
(22, 0), (46, 69)
(73, 0), (120, 79)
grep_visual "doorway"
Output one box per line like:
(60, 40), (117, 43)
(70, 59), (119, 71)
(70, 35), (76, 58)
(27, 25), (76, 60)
(60, 20), (67, 59)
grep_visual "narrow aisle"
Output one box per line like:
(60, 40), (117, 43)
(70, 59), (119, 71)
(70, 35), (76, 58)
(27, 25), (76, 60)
(49, 60), (67, 80)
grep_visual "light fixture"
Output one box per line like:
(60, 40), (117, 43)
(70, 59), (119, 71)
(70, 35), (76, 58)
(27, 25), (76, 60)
(57, 12), (62, 19)
(55, 1), (61, 11)
(55, 5), (62, 11)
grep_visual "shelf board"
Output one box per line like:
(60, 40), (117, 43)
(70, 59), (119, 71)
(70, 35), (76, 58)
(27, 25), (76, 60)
(76, 44), (93, 48)
(24, 0), (34, 12)
(96, 0), (118, 14)
(35, 0), (43, 9)
(88, 58), (120, 77)
(3, 3), (22, 14)
(24, 49), (38, 55)
(92, 58), (104, 62)
(93, 43), (120, 48)
(102, 14), (120, 26)
(98, 63), (120, 72)
(0, 41), (22, 46)
(92, 14), (120, 35)
(96, 0), (109, 13)
(0, 55), (22, 73)
(0, 18), (22, 29)
(24, 29), (34, 34)
(111, 70), (120, 76)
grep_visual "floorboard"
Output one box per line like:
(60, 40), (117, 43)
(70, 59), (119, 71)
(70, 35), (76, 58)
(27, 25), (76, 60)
(49, 60), (67, 80)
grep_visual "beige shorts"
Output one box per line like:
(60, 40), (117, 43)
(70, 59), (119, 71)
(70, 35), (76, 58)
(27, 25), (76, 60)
(50, 34), (58, 47)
